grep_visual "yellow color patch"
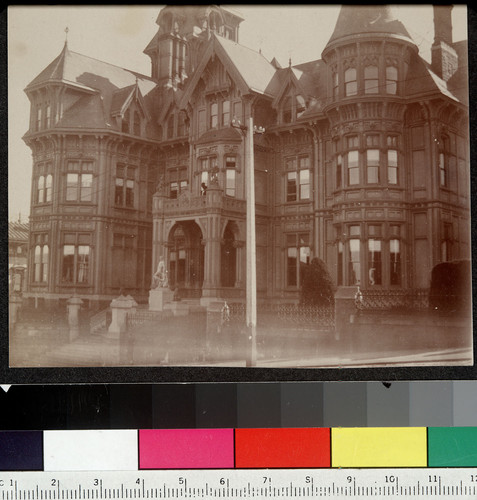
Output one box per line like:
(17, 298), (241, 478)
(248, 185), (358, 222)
(332, 427), (427, 468)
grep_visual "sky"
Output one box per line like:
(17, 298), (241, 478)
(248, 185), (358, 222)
(7, 5), (468, 223)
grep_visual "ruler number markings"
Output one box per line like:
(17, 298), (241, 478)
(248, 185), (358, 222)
(1, 471), (477, 499)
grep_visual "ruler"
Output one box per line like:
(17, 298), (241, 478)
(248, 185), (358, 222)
(2, 469), (477, 499)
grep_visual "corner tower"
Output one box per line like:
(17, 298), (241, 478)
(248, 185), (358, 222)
(321, 6), (419, 290)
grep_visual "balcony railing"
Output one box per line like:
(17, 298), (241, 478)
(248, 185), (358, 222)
(154, 192), (266, 217)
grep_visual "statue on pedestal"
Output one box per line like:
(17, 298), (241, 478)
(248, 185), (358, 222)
(151, 256), (169, 289)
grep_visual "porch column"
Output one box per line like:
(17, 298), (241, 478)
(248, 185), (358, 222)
(152, 188), (168, 285)
(200, 182), (222, 305)
(234, 240), (245, 288)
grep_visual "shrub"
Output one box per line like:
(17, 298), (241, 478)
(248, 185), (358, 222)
(429, 259), (471, 314)
(300, 257), (335, 306)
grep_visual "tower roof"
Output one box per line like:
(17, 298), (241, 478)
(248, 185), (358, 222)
(324, 5), (414, 52)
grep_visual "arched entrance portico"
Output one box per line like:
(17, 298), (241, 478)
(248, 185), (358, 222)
(167, 221), (204, 297)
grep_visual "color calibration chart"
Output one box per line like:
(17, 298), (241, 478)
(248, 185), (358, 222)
(1, 428), (477, 498)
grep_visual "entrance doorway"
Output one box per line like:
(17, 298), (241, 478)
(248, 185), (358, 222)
(168, 222), (204, 296)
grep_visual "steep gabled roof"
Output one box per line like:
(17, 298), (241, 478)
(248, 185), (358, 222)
(214, 35), (280, 95)
(179, 34), (280, 108)
(110, 85), (137, 116)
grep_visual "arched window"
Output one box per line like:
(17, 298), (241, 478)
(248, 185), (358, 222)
(345, 67), (357, 96)
(364, 65), (379, 94)
(34, 243), (49, 283)
(45, 174), (52, 202)
(37, 176), (45, 203)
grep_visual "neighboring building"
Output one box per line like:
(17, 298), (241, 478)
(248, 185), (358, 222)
(22, 5), (470, 308)
(9, 221), (29, 292)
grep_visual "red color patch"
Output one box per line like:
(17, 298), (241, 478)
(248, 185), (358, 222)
(235, 428), (330, 468)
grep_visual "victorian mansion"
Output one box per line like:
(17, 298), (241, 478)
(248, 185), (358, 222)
(23, 5), (470, 308)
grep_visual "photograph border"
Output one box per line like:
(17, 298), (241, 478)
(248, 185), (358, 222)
(2, 5), (476, 385)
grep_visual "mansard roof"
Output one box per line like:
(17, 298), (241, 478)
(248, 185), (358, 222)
(26, 43), (157, 95)
(25, 42), (159, 133)
(56, 93), (110, 129)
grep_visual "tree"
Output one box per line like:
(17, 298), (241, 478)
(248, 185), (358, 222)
(300, 257), (335, 306)
(429, 259), (471, 315)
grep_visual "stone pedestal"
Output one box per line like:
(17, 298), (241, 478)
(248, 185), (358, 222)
(108, 294), (137, 339)
(9, 293), (23, 332)
(149, 288), (174, 311)
(67, 296), (84, 341)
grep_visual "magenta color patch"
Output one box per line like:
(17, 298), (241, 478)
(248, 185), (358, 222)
(139, 429), (235, 469)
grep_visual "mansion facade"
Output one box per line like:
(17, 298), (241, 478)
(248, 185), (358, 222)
(23, 5), (470, 307)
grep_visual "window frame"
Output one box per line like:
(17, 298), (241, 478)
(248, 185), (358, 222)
(61, 234), (91, 285)
(286, 156), (311, 202)
(286, 233), (311, 288)
(364, 64), (379, 94)
(115, 164), (135, 208)
(344, 67), (357, 97)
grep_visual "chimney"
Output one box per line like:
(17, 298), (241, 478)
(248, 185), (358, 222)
(431, 5), (458, 82)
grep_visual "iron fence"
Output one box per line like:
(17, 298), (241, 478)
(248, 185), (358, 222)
(354, 288), (429, 312)
(223, 302), (335, 329)
(126, 309), (163, 329)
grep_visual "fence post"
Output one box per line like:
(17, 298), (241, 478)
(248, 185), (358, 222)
(334, 286), (359, 347)
(67, 296), (84, 341)
(205, 301), (226, 361)
(108, 294), (137, 339)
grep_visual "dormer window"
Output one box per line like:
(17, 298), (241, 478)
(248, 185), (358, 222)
(283, 96), (292, 124)
(122, 110), (130, 134)
(280, 90), (306, 124)
(178, 111), (188, 137)
(210, 102), (218, 129)
(222, 100), (230, 127)
(133, 111), (141, 136)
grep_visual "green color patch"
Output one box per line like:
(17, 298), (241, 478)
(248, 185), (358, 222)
(428, 427), (477, 467)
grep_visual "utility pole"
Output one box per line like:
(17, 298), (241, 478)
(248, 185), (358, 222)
(232, 115), (264, 367)
(245, 114), (257, 366)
